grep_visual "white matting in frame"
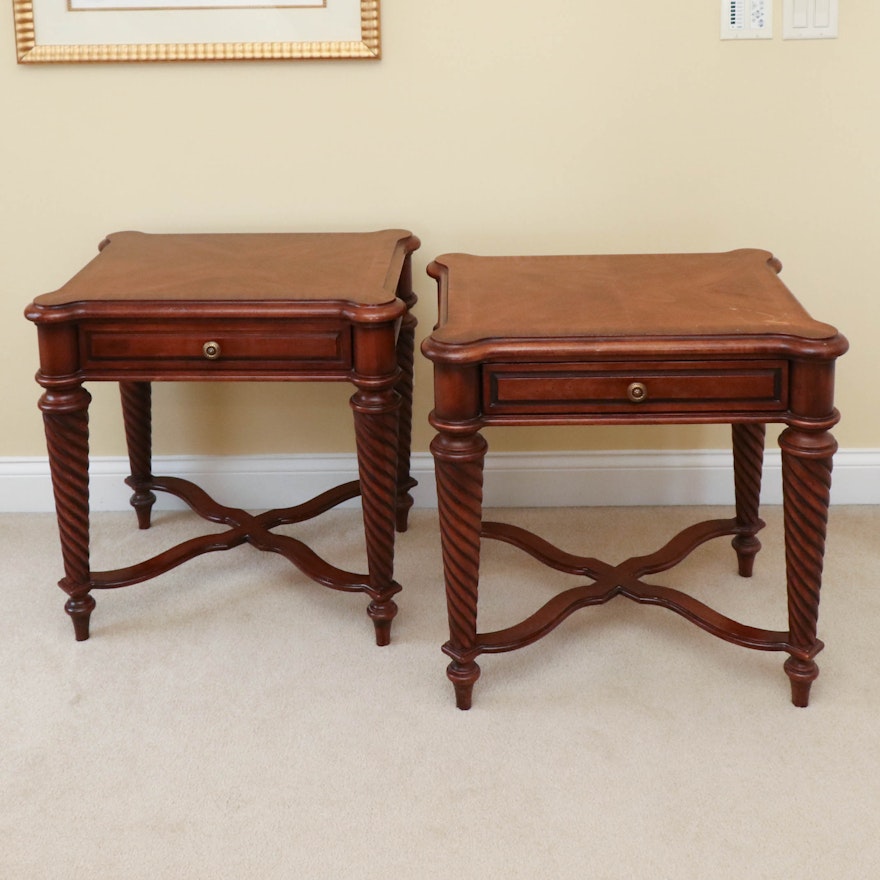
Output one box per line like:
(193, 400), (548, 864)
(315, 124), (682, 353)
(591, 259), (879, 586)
(13, 0), (380, 62)
(70, 0), (323, 9)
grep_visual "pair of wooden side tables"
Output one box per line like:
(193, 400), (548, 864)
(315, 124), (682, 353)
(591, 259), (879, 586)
(26, 231), (847, 709)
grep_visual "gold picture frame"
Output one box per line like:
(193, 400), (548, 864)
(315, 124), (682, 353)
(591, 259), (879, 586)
(13, 0), (380, 63)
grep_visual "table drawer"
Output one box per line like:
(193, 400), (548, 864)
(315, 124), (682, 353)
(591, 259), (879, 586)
(80, 320), (352, 374)
(484, 360), (788, 416)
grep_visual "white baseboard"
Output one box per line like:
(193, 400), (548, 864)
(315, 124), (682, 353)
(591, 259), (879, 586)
(2, 449), (877, 513)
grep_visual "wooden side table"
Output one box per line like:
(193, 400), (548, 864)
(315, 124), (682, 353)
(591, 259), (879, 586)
(422, 249), (848, 709)
(26, 229), (420, 646)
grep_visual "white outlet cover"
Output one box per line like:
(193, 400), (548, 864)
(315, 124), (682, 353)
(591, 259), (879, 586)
(783, 0), (838, 39)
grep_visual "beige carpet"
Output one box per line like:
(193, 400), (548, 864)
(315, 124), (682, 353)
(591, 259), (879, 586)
(2, 503), (878, 878)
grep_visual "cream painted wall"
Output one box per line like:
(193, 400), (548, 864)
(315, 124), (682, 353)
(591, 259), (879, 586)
(2, 2), (877, 459)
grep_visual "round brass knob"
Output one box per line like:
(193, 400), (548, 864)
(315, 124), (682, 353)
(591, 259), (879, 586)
(627, 381), (648, 403)
(202, 341), (221, 360)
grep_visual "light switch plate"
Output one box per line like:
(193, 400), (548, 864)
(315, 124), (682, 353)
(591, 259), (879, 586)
(721, 0), (773, 39)
(783, 0), (838, 39)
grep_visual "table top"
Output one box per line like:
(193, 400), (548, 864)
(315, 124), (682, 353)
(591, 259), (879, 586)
(31, 229), (418, 308)
(426, 249), (841, 347)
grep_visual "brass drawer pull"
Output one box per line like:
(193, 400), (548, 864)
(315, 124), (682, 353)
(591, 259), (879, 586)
(202, 341), (221, 360)
(627, 381), (648, 403)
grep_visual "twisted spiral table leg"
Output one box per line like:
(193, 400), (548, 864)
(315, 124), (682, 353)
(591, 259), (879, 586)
(120, 381), (156, 530)
(39, 386), (94, 641)
(731, 423), (766, 577)
(351, 387), (401, 646)
(432, 431), (488, 710)
(394, 309), (418, 532)
(779, 427), (836, 707)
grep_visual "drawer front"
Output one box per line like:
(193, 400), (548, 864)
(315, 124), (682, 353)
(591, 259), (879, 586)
(484, 360), (788, 416)
(80, 320), (352, 374)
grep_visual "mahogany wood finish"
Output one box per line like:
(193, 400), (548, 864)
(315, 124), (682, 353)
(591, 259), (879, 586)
(422, 249), (847, 709)
(26, 230), (420, 645)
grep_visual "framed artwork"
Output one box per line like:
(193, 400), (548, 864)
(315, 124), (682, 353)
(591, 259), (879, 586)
(13, 0), (380, 63)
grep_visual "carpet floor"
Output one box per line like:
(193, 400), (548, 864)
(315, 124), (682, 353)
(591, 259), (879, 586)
(2, 504), (877, 878)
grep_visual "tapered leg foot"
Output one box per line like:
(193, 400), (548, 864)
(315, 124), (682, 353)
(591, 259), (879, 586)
(128, 488), (156, 530)
(351, 381), (402, 648)
(65, 593), (96, 642)
(785, 655), (819, 708)
(732, 423), (766, 579)
(780, 426), (835, 709)
(447, 660), (481, 710)
(367, 598), (398, 646)
(432, 430), (487, 709)
(121, 382), (156, 530)
(732, 534), (761, 578)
